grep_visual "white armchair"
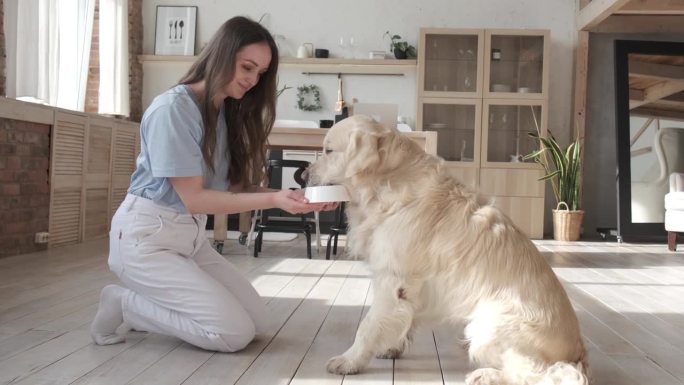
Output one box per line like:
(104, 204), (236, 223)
(665, 172), (684, 251)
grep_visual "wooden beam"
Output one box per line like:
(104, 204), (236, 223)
(573, 31), (589, 140)
(632, 106), (684, 120)
(631, 146), (653, 157)
(577, 0), (632, 30)
(630, 79), (684, 109)
(629, 59), (684, 81)
(630, 117), (653, 146)
(648, 98), (684, 109)
(590, 15), (684, 32)
(617, 0), (684, 14)
(663, 92), (684, 102)
(617, 9), (684, 14)
(573, 30), (589, 210)
(630, 88), (645, 101)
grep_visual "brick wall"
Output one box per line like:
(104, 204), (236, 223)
(128, 0), (143, 122)
(0, 118), (51, 258)
(84, 0), (143, 121)
(84, 2), (100, 115)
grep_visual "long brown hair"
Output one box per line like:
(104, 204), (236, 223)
(179, 16), (278, 187)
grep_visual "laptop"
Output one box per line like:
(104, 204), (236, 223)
(352, 103), (398, 130)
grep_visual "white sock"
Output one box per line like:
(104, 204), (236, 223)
(91, 284), (126, 345)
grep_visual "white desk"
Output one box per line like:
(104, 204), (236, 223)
(212, 127), (438, 248)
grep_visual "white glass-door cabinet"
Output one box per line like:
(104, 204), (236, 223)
(417, 28), (549, 238)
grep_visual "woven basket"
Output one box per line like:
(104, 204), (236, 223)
(552, 202), (584, 241)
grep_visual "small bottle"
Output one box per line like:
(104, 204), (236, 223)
(491, 48), (501, 61)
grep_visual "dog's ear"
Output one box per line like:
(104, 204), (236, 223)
(377, 132), (417, 169)
(344, 127), (381, 178)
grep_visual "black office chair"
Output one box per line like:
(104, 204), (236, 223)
(326, 202), (347, 260)
(253, 159), (313, 258)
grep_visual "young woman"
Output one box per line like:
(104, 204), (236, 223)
(90, 16), (333, 352)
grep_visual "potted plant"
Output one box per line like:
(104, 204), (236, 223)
(524, 128), (584, 241)
(384, 31), (417, 59)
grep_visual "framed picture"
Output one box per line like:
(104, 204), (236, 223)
(154, 6), (197, 55)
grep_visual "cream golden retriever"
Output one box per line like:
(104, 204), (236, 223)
(307, 115), (590, 385)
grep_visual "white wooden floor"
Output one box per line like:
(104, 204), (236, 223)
(1, 236), (683, 385)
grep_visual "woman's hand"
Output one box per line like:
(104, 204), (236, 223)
(272, 189), (336, 214)
(318, 202), (339, 212)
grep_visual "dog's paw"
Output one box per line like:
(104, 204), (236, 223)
(465, 368), (502, 385)
(326, 355), (360, 375)
(376, 347), (403, 359)
(377, 336), (410, 359)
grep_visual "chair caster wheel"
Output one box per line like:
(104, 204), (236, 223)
(238, 233), (248, 245)
(213, 241), (224, 253)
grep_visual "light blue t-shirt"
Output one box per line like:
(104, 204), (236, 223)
(128, 84), (230, 213)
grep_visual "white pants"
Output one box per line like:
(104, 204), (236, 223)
(108, 194), (270, 352)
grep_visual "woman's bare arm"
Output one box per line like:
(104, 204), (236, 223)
(171, 176), (326, 215)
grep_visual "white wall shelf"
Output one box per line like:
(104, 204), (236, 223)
(138, 55), (416, 75)
(281, 57), (416, 76)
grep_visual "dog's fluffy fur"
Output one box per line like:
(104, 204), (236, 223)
(308, 115), (590, 385)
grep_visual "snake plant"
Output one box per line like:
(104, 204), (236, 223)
(523, 131), (583, 211)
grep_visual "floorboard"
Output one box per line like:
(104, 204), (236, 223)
(0, 236), (682, 384)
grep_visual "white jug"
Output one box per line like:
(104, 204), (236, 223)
(296, 43), (313, 58)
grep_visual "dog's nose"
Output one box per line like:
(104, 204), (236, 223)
(294, 167), (311, 188)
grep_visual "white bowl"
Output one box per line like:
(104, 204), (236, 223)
(427, 122), (447, 129)
(305, 185), (350, 203)
(492, 84), (512, 92)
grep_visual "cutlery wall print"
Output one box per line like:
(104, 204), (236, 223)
(155, 6), (196, 55)
(167, 18), (186, 41)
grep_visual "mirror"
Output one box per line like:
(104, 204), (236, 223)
(615, 40), (684, 242)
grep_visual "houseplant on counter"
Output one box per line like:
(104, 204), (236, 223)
(384, 31), (417, 59)
(524, 127), (584, 241)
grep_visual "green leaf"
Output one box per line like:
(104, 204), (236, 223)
(524, 129), (583, 209)
(539, 171), (560, 181)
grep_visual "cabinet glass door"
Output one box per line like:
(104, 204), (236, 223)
(484, 102), (543, 166)
(423, 32), (482, 97)
(421, 100), (480, 164)
(487, 33), (545, 97)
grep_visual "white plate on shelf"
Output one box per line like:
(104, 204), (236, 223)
(427, 123), (447, 129)
(304, 185), (350, 203)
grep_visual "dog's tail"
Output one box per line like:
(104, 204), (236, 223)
(532, 358), (590, 385)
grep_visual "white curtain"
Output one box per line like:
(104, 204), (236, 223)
(98, 0), (129, 117)
(4, 0), (95, 111)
